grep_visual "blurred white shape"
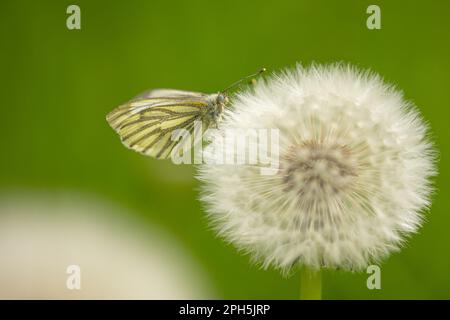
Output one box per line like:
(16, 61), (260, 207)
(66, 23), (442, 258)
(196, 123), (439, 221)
(0, 191), (215, 299)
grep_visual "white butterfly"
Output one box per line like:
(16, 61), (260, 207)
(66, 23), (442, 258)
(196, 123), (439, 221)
(106, 69), (265, 159)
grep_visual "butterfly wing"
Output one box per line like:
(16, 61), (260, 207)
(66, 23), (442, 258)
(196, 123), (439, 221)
(107, 90), (210, 159)
(131, 88), (206, 100)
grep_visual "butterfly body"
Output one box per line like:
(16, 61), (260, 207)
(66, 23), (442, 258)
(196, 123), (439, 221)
(106, 69), (265, 160)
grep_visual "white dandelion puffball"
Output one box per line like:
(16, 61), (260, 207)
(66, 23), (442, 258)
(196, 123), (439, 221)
(0, 192), (215, 299)
(198, 64), (436, 272)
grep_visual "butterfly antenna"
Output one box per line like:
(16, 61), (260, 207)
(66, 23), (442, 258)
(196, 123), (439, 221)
(221, 68), (266, 93)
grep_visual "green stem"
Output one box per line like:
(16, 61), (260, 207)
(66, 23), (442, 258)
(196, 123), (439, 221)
(300, 267), (322, 300)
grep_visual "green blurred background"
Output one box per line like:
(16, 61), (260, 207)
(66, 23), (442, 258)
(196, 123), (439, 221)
(1, 0), (449, 299)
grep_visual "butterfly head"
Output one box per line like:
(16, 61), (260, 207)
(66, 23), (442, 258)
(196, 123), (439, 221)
(216, 93), (229, 106)
(216, 68), (265, 112)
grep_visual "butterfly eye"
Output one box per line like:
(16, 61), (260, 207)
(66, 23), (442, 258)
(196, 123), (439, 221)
(217, 94), (228, 104)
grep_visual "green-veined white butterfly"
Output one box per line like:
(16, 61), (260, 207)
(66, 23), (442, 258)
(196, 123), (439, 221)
(106, 69), (265, 159)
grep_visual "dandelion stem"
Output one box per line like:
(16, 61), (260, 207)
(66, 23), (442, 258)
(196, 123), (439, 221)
(300, 267), (321, 300)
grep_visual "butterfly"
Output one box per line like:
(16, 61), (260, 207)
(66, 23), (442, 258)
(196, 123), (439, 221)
(106, 69), (265, 159)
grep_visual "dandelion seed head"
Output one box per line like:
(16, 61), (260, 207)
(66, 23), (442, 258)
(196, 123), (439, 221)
(197, 64), (436, 273)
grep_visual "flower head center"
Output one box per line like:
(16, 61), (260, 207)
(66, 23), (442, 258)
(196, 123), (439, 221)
(282, 141), (358, 198)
